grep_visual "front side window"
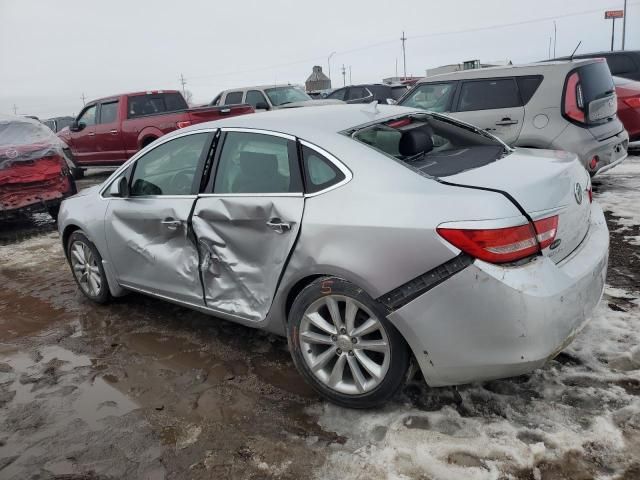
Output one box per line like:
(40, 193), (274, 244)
(225, 92), (244, 105)
(245, 90), (268, 108)
(302, 145), (345, 193)
(213, 132), (301, 194)
(400, 83), (455, 112)
(130, 133), (209, 196)
(458, 78), (521, 111)
(78, 105), (97, 126)
(348, 87), (370, 100)
(327, 88), (347, 101)
(264, 86), (311, 106)
(99, 101), (118, 124)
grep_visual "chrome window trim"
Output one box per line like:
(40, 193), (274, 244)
(220, 127), (296, 141)
(299, 140), (353, 197)
(98, 127), (218, 199)
(198, 193), (303, 198)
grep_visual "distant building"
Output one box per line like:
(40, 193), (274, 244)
(426, 59), (512, 77)
(305, 66), (331, 92)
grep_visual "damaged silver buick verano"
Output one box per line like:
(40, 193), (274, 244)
(59, 105), (609, 408)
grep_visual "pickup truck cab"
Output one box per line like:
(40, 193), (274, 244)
(59, 90), (253, 171)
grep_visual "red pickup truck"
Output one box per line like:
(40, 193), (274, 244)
(58, 90), (253, 175)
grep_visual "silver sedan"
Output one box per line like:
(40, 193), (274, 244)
(58, 105), (609, 408)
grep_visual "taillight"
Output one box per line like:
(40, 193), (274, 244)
(437, 215), (559, 264)
(589, 155), (599, 170)
(565, 72), (586, 123)
(623, 97), (640, 109)
(176, 120), (192, 129)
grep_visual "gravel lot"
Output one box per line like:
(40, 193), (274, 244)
(0, 159), (638, 480)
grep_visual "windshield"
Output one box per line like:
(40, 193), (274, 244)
(265, 86), (311, 106)
(399, 83), (455, 112)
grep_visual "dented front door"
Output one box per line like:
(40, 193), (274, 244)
(191, 196), (303, 321)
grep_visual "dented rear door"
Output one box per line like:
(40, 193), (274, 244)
(191, 130), (304, 321)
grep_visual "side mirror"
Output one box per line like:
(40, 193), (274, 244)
(255, 102), (269, 110)
(386, 98), (397, 105)
(109, 176), (130, 198)
(70, 121), (86, 132)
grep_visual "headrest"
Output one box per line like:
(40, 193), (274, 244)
(239, 151), (279, 175)
(399, 127), (434, 157)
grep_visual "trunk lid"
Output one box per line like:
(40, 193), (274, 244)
(444, 148), (592, 264)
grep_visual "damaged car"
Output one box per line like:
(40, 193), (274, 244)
(1, 115), (76, 220)
(58, 105), (609, 408)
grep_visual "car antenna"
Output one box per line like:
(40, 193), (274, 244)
(569, 41), (582, 61)
(362, 100), (379, 115)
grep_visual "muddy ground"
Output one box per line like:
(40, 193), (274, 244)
(0, 162), (639, 479)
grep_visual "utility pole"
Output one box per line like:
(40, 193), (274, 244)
(80, 93), (87, 106)
(328, 51), (336, 86)
(622, 0), (628, 50)
(13, 104), (17, 115)
(349, 66), (352, 85)
(548, 36), (552, 59)
(341, 64), (346, 86)
(553, 21), (557, 58)
(179, 74), (187, 98)
(395, 58), (398, 78)
(400, 31), (407, 80)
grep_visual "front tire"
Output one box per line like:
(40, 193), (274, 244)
(287, 277), (409, 408)
(67, 231), (111, 304)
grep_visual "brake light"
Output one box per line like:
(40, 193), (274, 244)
(565, 72), (586, 123)
(176, 120), (192, 129)
(437, 216), (559, 264)
(623, 97), (640, 109)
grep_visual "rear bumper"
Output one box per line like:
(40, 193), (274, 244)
(388, 203), (609, 387)
(552, 126), (629, 175)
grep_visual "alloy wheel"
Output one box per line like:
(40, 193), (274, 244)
(70, 240), (102, 297)
(299, 295), (391, 395)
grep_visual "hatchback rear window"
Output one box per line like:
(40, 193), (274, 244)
(349, 114), (508, 177)
(577, 61), (615, 103)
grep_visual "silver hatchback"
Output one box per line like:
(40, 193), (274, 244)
(59, 105), (609, 408)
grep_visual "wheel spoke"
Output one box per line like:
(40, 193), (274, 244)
(71, 247), (84, 265)
(351, 318), (379, 338)
(355, 339), (389, 353)
(73, 264), (84, 272)
(87, 273), (98, 295)
(345, 299), (358, 336)
(310, 346), (337, 372)
(346, 355), (367, 393)
(325, 297), (344, 331)
(306, 312), (337, 335)
(354, 350), (383, 379)
(300, 331), (334, 345)
(91, 272), (102, 288)
(328, 354), (346, 387)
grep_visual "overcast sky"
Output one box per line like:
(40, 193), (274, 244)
(1, 0), (638, 118)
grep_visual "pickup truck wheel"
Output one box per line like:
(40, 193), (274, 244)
(67, 231), (111, 304)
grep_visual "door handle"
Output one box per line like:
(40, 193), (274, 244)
(161, 219), (181, 230)
(266, 218), (291, 234)
(495, 118), (518, 126)
(110, 129), (118, 135)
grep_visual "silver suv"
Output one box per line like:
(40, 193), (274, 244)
(399, 59), (629, 175)
(211, 84), (342, 111)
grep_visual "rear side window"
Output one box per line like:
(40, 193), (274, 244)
(578, 62), (615, 103)
(327, 88), (347, 101)
(516, 76), (543, 104)
(245, 90), (268, 108)
(348, 86), (370, 100)
(400, 83), (456, 112)
(301, 145), (345, 193)
(458, 79), (521, 111)
(99, 101), (118, 124)
(606, 54), (636, 75)
(213, 132), (302, 194)
(391, 86), (409, 100)
(225, 92), (244, 105)
(127, 93), (187, 118)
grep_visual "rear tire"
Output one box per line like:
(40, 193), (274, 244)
(47, 205), (60, 221)
(287, 277), (409, 408)
(67, 231), (111, 304)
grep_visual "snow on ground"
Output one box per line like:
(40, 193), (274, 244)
(315, 157), (640, 480)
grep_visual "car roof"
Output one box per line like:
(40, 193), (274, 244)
(87, 90), (182, 105)
(416, 59), (598, 83)
(180, 104), (419, 143)
(554, 49), (640, 59)
(220, 85), (303, 93)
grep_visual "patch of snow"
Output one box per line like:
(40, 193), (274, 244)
(595, 156), (640, 229)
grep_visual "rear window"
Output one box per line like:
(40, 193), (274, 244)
(577, 62), (615, 103)
(350, 114), (507, 177)
(127, 93), (187, 118)
(458, 78), (520, 111)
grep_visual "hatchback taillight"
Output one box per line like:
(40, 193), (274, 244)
(437, 216), (559, 264)
(564, 72), (586, 123)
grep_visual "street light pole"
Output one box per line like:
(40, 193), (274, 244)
(622, 0), (628, 50)
(327, 51), (336, 86)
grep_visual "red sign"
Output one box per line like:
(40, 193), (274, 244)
(605, 10), (624, 19)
